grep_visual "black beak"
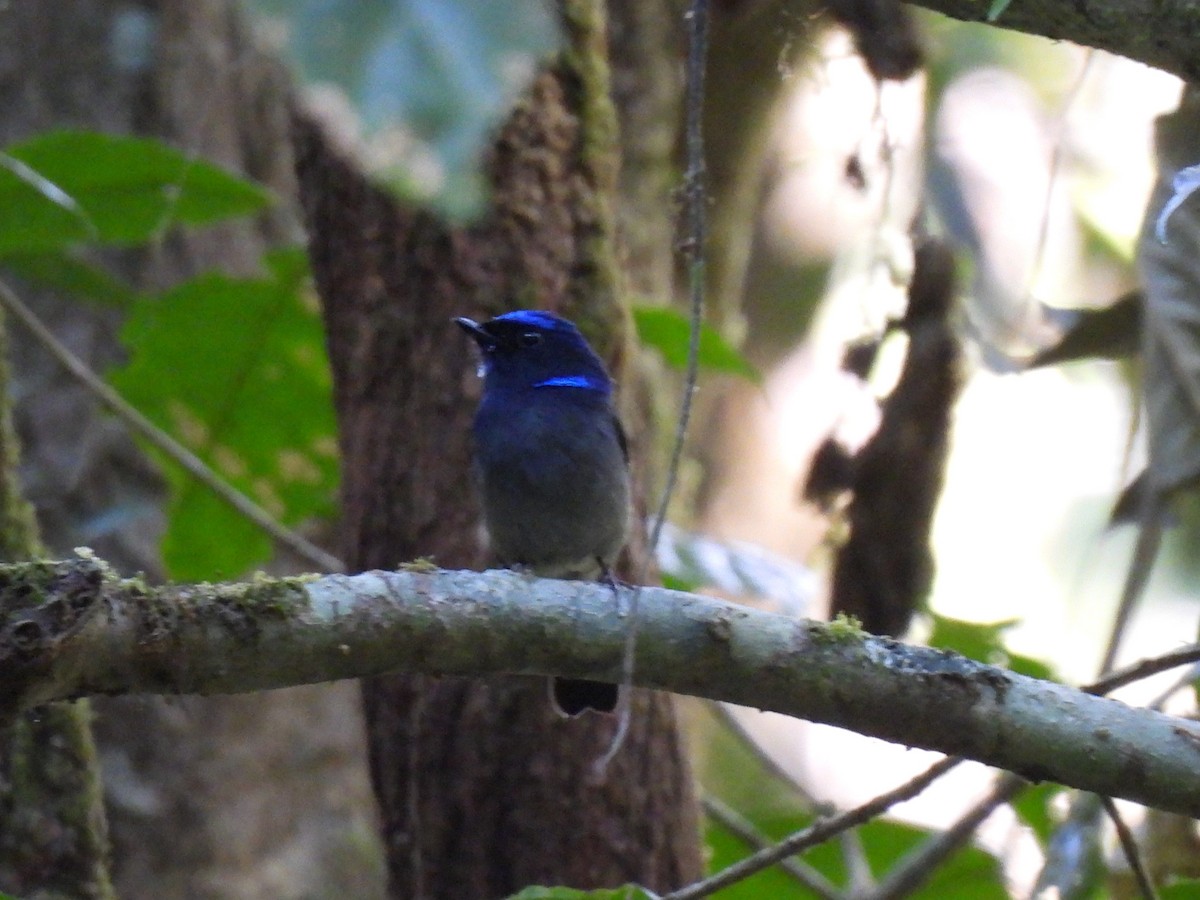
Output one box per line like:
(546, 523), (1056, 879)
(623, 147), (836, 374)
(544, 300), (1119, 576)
(454, 316), (494, 349)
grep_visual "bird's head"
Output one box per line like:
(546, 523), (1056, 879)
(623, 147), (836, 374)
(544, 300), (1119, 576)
(455, 310), (612, 395)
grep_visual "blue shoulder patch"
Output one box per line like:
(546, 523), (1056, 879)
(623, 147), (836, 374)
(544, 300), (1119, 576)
(494, 309), (574, 333)
(533, 374), (608, 392)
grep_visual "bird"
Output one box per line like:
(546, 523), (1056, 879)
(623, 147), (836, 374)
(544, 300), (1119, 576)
(455, 309), (630, 716)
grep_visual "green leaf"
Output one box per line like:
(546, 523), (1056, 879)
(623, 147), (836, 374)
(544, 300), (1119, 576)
(660, 571), (701, 593)
(705, 815), (813, 900)
(0, 153), (95, 251)
(0, 130), (270, 251)
(861, 818), (1005, 900)
(1006, 650), (1055, 682)
(706, 811), (1004, 899)
(1164, 879), (1200, 899)
(109, 246), (338, 579)
(704, 717), (1003, 897)
(704, 715), (811, 822)
(928, 614), (1057, 681)
(0, 150), (92, 227)
(632, 306), (760, 383)
(928, 614), (1017, 664)
(0, 249), (141, 306)
(1011, 782), (1065, 846)
(504, 887), (658, 900)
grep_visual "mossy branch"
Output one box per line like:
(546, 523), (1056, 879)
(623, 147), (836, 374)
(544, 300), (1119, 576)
(5, 553), (1200, 818)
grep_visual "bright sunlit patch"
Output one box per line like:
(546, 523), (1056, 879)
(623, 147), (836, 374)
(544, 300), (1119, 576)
(928, 361), (1140, 679)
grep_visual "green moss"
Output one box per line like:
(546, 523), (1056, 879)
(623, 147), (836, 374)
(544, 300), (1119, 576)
(0, 703), (113, 898)
(400, 557), (438, 573)
(820, 614), (866, 642)
(560, 0), (620, 189)
(253, 577), (312, 617)
(0, 560), (63, 612)
(218, 574), (312, 620)
(557, 0), (625, 356)
(122, 572), (152, 595)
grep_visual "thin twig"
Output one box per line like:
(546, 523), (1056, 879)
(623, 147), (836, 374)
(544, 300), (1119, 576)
(1101, 796), (1158, 900)
(0, 276), (345, 574)
(1148, 662), (1200, 711)
(1084, 643), (1200, 696)
(702, 795), (846, 900)
(866, 772), (1026, 900)
(596, 0), (710, 774)
(840, 828), (875, 895)
(662, 756), (963, 900)
(1101, 490), (1166, 675)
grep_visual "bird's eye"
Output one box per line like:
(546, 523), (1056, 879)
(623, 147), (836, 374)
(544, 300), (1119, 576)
(520, 332), (543, 348)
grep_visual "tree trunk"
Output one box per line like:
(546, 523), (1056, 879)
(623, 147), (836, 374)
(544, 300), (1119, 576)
(0, 284), (112, 898)
(0, 2), (384, 896)
(293, 1), (702, 896)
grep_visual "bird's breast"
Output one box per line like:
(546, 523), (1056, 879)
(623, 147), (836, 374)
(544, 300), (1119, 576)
(473, 392), (630, 575)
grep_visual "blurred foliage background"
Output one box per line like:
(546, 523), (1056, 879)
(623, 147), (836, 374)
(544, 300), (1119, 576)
(4, 0), (1200, 896)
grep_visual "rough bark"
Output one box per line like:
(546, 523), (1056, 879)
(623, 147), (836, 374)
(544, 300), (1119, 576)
(607, 0), (682, 305)
(0, 2), (383, 897)
(293, 1), (702, 895)
(605, 0), (697, 527)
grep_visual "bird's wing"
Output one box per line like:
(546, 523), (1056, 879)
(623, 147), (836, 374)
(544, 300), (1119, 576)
(613, 413), (629, 466)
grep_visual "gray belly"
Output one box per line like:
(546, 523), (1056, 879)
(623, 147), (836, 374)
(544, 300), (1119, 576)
(476, 404), (630, 578)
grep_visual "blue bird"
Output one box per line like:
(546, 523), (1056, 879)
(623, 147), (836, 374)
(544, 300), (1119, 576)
(455, 310), (630, 716)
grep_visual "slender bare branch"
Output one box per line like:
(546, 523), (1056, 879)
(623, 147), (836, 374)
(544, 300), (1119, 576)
(663, 758), (963, 900)
(1101, 796), (1159, 900)
(1085, 643), (1200, 696)
(701, 795), (845, 900)
(866, 773), (1025, 900)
